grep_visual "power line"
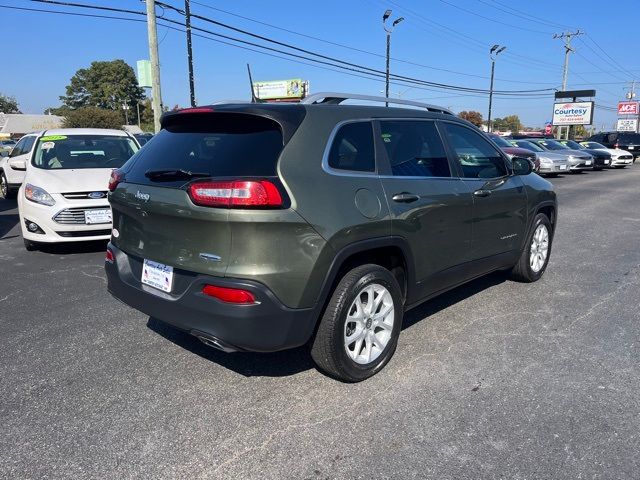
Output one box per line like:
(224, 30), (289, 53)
(475, 0), (575, 30)
(190, 0), (557, 86)
(11, 2), (552, 101)
(435, 0), (554, 35)
(33, 0), (555, 96)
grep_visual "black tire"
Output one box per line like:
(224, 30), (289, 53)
(510, 213), (553, 283)
(311, 264), (403, 382)
(23, 239), (38, 251)
(0, 172), (16, 199)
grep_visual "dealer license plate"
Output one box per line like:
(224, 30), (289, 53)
(604, 160), (610, 164)
(84, 208), (112, 224)
(141, 259), (174, 293)
(628, 146), (634, 150)
(585, 160), (592, 165)
(559, 164), (568, 170)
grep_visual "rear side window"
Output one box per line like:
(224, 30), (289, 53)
(443, 123), (508, 179)
(327, 122), (375, 172)
(123, 113), (284, 187)
(380, 120), (450, 177)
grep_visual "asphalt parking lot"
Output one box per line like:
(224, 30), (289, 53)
(1, 166), (639, 479)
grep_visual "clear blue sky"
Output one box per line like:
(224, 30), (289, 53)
(2, 0), (638, 129)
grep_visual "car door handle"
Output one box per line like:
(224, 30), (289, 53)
(473, 189), (492, 197)
(392, 193), (421, 203)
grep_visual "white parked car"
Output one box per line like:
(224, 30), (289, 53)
(579, 141), (634, 168)
(17, 129), (139, 250)
(0, 133), (38, 198)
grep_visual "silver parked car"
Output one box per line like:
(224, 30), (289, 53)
(508, 140), (570, 176)
(526, 138), (593, 172)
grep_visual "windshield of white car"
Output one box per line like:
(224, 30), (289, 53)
(32, 135), (139, 170)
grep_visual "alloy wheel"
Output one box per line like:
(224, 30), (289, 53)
(343, 283), (394, 365)
(530, 224), (549, 273)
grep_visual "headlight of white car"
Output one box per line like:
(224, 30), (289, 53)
(539, 157), (553, 164)
(25, 183), (55, 206)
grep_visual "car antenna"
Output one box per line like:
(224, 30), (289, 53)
(247, 63), (262, 103)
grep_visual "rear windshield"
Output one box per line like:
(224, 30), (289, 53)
(617, 133), (640, 143)
(33, 135), (138, 170)
(122, 113), (283, 187)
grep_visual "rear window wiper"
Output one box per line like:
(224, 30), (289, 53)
(144, 168), (211, 180)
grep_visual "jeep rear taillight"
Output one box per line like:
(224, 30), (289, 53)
(108, 169), (124, 192)
(188, 180), (283, 208)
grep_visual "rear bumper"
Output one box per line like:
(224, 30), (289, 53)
(105, 243), (317, 352)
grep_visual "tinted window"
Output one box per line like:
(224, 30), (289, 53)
(328, 122), (375, 172)
(33, 135), (138, 170)
(488, 135), (512, 148)
(379, 120), (450, 177)
(582, 142), (605, 149)
(9, 137), (26, 157)
(534, 139), (568, 150)
(443, 123), (508, 178)
(22, 136), (35, 153)
(124, 113), (284, 187)
(618, 133), (640, 143)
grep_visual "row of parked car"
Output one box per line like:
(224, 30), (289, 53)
(488, 133), (638, 176)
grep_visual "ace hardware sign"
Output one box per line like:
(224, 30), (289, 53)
(618, 102), (639, 115)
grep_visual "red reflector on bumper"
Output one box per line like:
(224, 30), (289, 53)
(202, 285), (256, 304)
(105, 248), (115, 263)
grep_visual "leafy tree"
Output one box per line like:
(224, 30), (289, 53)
(492, 115), (523, 133)
(458, 110), (483, 127)
(60, 60), (144, 111)
(62, 106), (123, 129)
(0, 93), (21, 114)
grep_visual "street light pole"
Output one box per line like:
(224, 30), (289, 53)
(553, 30), (582, 139)
(487, 45), (506, 133)
(383, 10), (404, 107)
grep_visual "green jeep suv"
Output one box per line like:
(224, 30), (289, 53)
(105, 93), (557, 382)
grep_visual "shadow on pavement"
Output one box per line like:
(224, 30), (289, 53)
(0, 198), (18, 238)
(146, 317), (315, 378)
(147, 271), (508, 378)
(34, 240), (109, 255)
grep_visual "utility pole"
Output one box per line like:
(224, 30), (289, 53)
(553, 30), (583, 139)
(487, 44), (506, 133)
(146, 0), (163, 133)
(185, 0), (196, 107)
(382, 10), (404, 107)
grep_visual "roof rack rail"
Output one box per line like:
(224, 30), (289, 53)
(300, 92), (454, 115)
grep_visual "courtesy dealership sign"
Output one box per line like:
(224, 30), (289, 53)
(552, 101), (594, 125)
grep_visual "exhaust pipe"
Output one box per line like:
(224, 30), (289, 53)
(192, 331), (238, 353)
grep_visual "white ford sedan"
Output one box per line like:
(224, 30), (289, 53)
(16, 128), (139, 250)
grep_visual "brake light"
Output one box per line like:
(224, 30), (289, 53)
(108, 169), (124, 192)
(179, 107), (214, 114)
(189, 180), (283, 208)
(105, 248), (114, 264)
(202, 285), (256, 304)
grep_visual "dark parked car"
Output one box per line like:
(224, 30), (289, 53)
(557, 139), (611, 170)
(488, 134), (540, 172)
(588, 132), (640, 160)
(105, 93), (557, 381)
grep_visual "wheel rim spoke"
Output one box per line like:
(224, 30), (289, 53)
(529, 224), (549, 273)
(344, 283), (395, 365)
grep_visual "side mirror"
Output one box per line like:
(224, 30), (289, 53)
(512, 156), (533, 176)
(8, 158), (26, 171)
